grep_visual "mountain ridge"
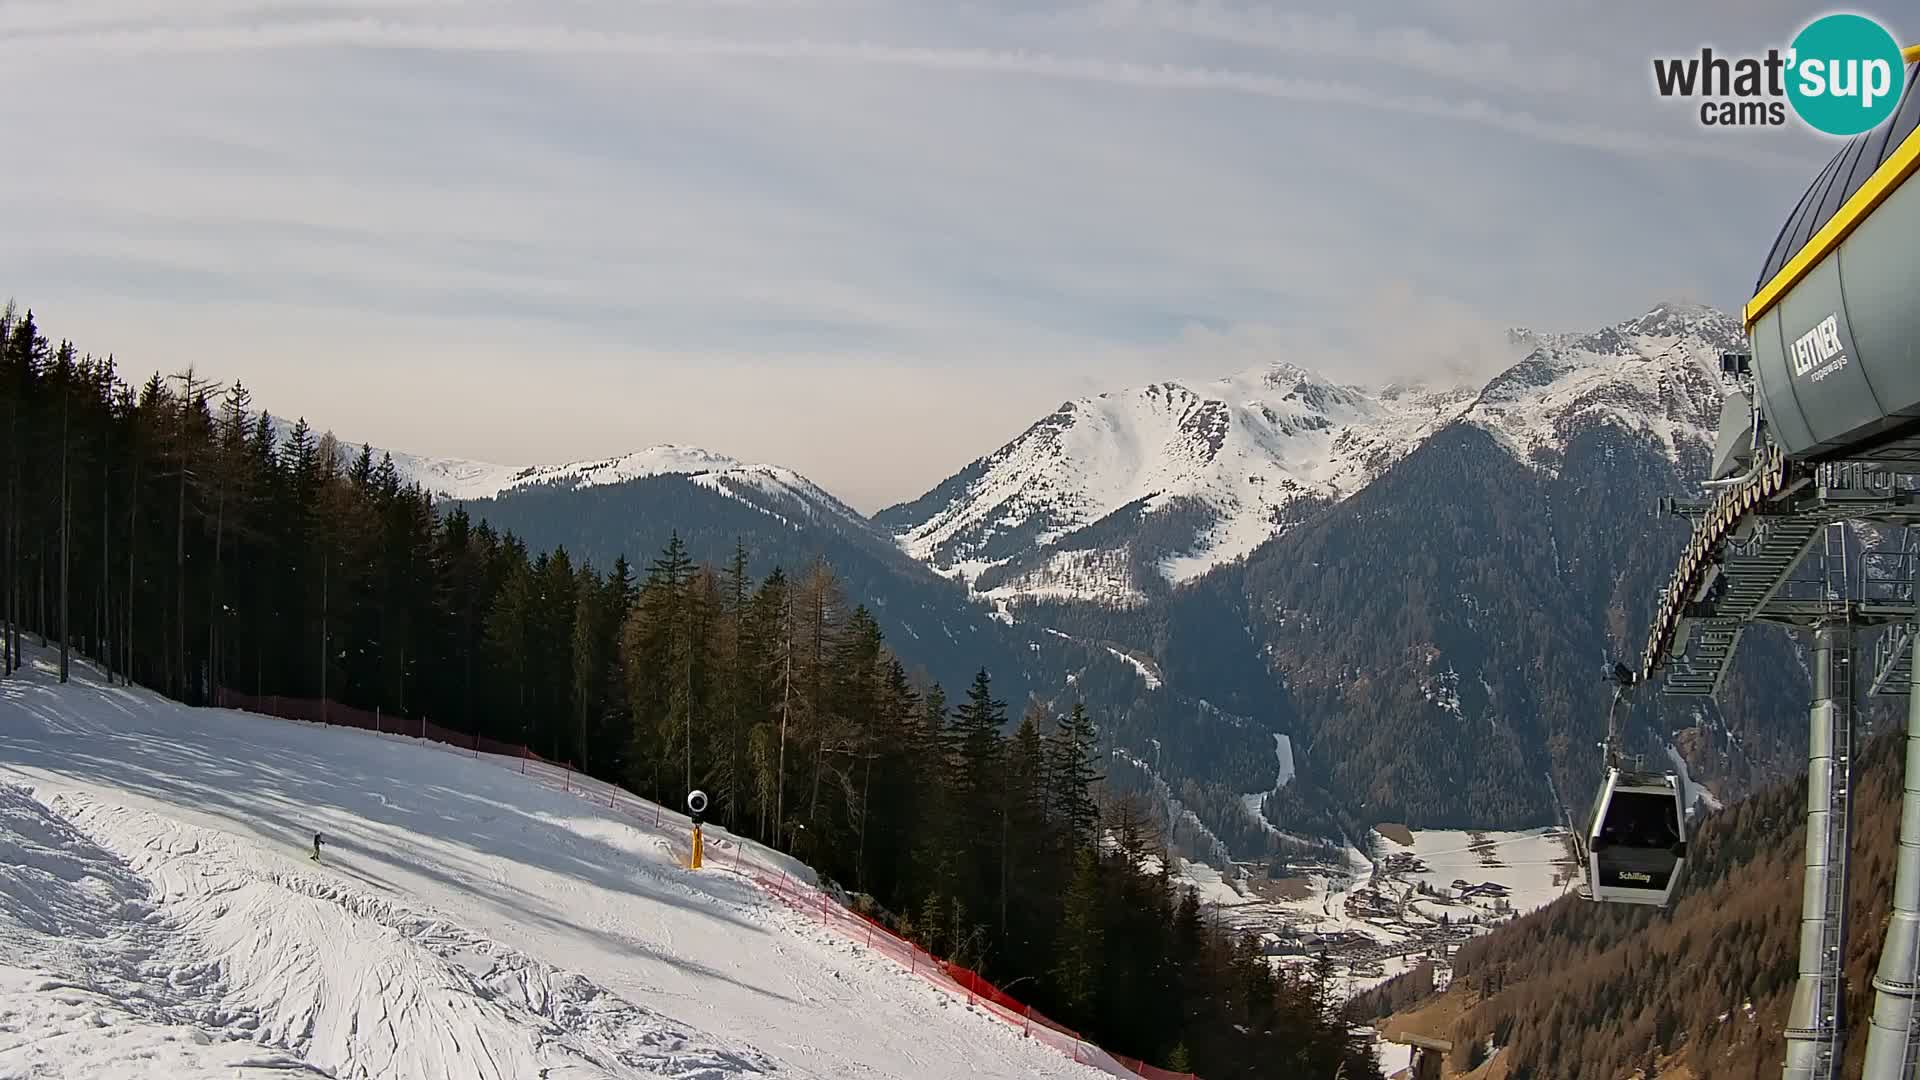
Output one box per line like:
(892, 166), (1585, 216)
(379, 442), (862, 519)
(373, 299), (1788, 849)
(875, 301), (1740, 607)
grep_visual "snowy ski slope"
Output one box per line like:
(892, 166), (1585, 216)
(0, 647), (1107, 1079)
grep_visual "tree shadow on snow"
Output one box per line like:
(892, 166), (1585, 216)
(0, 675), (802, 1009)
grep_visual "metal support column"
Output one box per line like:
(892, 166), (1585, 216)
(1785, 617), (1857, 1080)
(1864, 615), (1920, 1079)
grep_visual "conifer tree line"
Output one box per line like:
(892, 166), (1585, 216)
(0, 304), (1379, 1078)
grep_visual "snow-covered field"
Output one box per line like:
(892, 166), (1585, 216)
(1374, 1038), (1414, 1078)
(1169, 859), (1255, 909)
(1373, 826), (1579, 918)
(1205, 823), (1575, 1013)
(0, 647), (1106, 1080)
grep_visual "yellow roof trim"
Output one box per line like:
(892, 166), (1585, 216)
(1907, 44), (1920, 63)
(1745, 122), (1920, 330)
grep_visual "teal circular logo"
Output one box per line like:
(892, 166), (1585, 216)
(1786, 14), (1907, 136)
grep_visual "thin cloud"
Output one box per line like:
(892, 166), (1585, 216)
(0, 0), (828, 33)
(0, 2), (1837, 504)
(1070, 0), (1612, 98)
(13, 20), (1807, 169)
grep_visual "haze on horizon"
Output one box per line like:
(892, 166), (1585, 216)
(0, 0), (1869, 510)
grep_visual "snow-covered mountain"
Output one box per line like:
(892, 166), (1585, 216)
(874, 370), (1480, 606)
(877, 302), (1741, 605)
(330, 299), (1770, 845)
(1459, 302), (1743, 472)
(382, 443), (868, 529)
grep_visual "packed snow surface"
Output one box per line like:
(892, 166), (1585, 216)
(0, 649), (1104, 1080)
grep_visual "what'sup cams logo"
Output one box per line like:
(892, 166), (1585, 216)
(1653, 13), (1908, 135)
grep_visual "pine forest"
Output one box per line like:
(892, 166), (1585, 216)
(0, 303), (1382, 1078)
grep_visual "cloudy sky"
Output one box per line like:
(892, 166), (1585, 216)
(0, 0), (1891, 508)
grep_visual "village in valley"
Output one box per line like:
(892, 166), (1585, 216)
(1173, 823), (1584, 999)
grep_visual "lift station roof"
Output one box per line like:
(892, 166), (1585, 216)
(1746, 56), (1920, 463)
(1751, 60), (1920, 317)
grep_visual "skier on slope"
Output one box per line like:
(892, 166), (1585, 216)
(311, 831), (324, 862)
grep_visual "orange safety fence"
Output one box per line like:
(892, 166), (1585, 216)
(212, 687), (1200, 1080)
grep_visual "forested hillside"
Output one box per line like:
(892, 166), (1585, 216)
(1230, 420), (1807, 829)
(459, 462), (1325, 867)
(1041, 408), (1810, 834)
(0, 302), (1378, 1078)
(995, 304), (1815, 836)
(1360, 719), (1910, 1080)
(457, 473), (1067, 707)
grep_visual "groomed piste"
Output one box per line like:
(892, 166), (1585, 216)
(0, 644), (1118, 1079)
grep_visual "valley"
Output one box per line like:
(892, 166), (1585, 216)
(0, 293), (1862, 1079)
(10, 9), (1904, 1074)
(372, 300), (1807, 868)
(1170, 822), (1581, 1003)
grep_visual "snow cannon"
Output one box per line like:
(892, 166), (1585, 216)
(1726, 65), (1920, 474)
(687, 790), (708, 870)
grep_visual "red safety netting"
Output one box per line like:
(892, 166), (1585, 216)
(1110, 1054), (1204, 1080)
(742, 867), (1195, 1078)
(218, 688), (539, 763)
(212, 687), (1200, 1080)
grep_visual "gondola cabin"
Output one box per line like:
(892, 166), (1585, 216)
(1584, 768), (1687, 906)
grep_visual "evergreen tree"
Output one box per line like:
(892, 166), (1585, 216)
(1054, 847), (1104, 1015)
(570, 563), (605, 770)
(1002, 708), (1055, 957)
(1048, 701), (1102, 850)
(948, 669), (1007, 921)
(486, 550), (536, 739)
(0, 302), (1387, 1079)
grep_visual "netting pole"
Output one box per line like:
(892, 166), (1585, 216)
(375, 706), (381, 734)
